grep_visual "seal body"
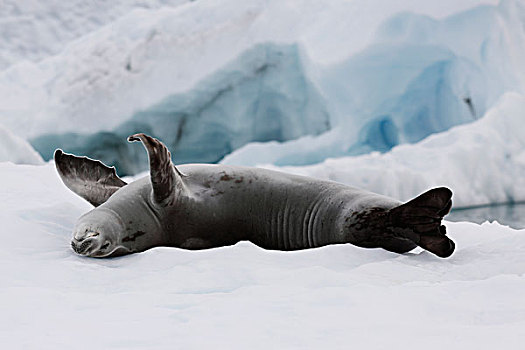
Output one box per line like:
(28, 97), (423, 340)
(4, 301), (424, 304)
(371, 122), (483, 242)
(151, 164), (403, 251)
(56, 133), (455, 258)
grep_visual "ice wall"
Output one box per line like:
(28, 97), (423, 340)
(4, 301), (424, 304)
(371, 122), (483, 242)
(31, 44), (329, 174)
(224, 0), (525, 166)
(265, 93), (525, 208)
(0, 0), (521, 176)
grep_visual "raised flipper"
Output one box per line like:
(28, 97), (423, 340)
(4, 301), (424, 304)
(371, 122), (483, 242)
(388, 187), (455, 258)
(54, 149), (127, 206)
(127, 133), (184, 206)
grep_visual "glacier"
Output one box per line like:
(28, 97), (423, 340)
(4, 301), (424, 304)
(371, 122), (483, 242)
(1, 0), (519, 175)
(224, 0), (525, 165)
(30, 43), (330, 175)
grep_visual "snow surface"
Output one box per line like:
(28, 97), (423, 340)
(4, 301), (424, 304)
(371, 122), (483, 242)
(1, 161), (524, 349)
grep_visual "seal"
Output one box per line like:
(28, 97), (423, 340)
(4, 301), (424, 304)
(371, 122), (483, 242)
(55, 133), (455, 258)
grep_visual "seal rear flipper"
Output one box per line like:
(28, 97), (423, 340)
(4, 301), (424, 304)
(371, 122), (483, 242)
(54, 149), (127, 207)
(128, 133), (183, 206)
(418, 225), (455, 258)
(389, 187), (455, 258)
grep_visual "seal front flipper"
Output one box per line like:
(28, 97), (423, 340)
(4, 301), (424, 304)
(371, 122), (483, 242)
(54, 149), (127, 207)
(128, 133), (184, 206)
(389, 187), (455, 258)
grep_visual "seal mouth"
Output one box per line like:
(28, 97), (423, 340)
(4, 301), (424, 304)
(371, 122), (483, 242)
(71, 208), (128, 257)
(71, 232), (113, 256)
(71, 237), (99, 255)
(71, 236), (130, 258)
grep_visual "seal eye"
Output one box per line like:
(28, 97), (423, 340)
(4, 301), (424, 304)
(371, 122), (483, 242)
(85, 231), (100, 238)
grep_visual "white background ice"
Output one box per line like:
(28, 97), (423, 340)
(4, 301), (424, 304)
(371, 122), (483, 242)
(2, 0), (519, 174)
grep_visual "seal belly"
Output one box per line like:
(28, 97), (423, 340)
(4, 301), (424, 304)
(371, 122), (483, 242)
(246, 186), (348, 250)
(182, 165), (376, 251)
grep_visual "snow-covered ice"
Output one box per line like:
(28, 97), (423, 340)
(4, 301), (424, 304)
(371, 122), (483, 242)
(1, 161), (524, 349)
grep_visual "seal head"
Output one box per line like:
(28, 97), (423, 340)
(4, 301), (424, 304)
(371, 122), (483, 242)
(71, 208), (131, 257)
(55, 134), (183, 258)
